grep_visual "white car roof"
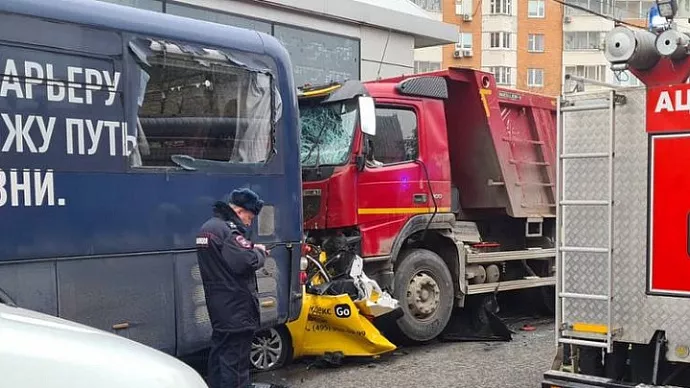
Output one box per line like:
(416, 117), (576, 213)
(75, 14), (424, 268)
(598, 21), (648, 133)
(0, 304), (208, 388)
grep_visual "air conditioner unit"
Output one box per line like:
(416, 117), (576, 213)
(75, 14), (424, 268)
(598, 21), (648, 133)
(463, 49), (473, 57)
(455, 4), (463, 14)
(453, 49), (464, 58)
(454, 43), (464, 50)
(463, 13), (472, 21)
(564, 16), (572, 23)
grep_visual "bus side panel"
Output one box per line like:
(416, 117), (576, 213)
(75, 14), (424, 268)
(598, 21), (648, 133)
(56, 254), (176, 354)
(175, 253), (210, 356)
(175, 250), (283, 357)
(0, 262), (57, 315)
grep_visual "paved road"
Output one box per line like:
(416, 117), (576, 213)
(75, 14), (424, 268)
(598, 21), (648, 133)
(252, 317), (556, 388)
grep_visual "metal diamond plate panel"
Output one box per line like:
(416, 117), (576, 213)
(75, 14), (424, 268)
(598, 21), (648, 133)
(559, 87), (690, 363)
(562, 206), (609, 249)
(562, 106), (610, 156)
(562, 159), (610, 202)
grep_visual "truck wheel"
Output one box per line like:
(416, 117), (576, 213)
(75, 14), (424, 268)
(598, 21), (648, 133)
(393, 248), (454, 343)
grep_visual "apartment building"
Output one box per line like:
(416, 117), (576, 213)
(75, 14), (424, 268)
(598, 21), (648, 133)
(439, 0), (564, 96)
(436, 0), (689, 96)
(561, 0), (650, 93)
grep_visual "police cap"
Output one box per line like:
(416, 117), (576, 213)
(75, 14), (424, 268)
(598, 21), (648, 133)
(229, 188), (264, 215)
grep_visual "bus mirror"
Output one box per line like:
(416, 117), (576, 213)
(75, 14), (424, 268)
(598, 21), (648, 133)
(358, 96), (376, 136)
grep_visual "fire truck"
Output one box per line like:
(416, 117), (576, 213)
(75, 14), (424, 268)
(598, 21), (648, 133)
(297, 68), (558, 343)
(542, 1), (690, 386)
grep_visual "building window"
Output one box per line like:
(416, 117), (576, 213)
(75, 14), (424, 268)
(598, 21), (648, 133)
(528, 68), (545, 87)
(459, 32), (474, 49)
(410, 0), (442, 13)
(490, 66), (513, 85)
(414, 61), (442, 74)
(528, 34), (545, 52)
(455, 0), (474, 15)
(564, 31), (603, 50)
(273, 25), (361, 87)
(618, 0), (657, 19)
(564, 65), (607, 82)
(528, 0), (545, 17)
(369, 108), (419, 165)
(490, 0), (512, 14)
(565, 0), (616, 16)
(490, 32), (512, 49)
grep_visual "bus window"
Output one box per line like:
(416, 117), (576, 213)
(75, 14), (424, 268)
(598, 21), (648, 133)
(128, 38), (278, 168)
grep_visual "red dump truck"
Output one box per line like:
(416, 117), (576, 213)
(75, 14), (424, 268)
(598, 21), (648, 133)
(297, 68), (557, 343)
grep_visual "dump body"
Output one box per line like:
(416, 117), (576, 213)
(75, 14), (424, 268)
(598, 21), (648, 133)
(442, 70), (557, 219)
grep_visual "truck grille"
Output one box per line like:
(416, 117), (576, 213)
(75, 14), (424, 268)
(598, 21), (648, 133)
(303, 194), (321, 222)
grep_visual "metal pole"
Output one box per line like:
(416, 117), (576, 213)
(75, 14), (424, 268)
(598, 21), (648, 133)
(565, 74), (628, 91)
(606, 89), (616, 353)
(555, 95), (563, 347)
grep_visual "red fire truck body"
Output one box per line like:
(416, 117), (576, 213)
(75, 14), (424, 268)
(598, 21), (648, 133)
(542, 20), (690, 388)
(298, 68), (558, 342)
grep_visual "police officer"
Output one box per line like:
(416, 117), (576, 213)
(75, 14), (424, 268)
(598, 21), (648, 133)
(196, 188), (268, 388)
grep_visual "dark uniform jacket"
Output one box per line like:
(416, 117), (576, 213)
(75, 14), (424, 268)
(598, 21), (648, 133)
(196, 204), (267, 333)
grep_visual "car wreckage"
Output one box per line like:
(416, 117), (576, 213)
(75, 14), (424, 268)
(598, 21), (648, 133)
(250, 235), (403, 371)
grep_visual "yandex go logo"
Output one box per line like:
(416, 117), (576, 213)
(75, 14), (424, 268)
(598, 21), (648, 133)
(647, 84), (690, 133)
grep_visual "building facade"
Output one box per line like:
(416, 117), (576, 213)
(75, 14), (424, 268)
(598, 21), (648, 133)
(561, 0), (649, 93)
(441, 0), (564, 96)
(439, 0), (683, 96)
(98, 0), (457, 86)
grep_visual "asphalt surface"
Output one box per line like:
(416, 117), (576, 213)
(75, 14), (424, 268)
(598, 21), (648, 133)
(252, 316), (556, 388)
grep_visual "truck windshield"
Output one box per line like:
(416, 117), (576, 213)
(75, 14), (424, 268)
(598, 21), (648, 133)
(299, 100), (358, 167)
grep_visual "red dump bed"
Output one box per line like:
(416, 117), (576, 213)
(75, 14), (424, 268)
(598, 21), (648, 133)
(442, 68), (557, 218)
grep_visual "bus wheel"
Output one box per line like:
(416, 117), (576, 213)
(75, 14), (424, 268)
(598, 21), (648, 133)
(250, 325), (292, 371)
(393, 248), (454, 343)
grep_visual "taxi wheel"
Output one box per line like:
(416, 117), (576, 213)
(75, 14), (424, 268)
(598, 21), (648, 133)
(250, 325), (292, 371)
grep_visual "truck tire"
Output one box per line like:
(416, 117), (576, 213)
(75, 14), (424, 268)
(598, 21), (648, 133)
(393, 248), (454, 343)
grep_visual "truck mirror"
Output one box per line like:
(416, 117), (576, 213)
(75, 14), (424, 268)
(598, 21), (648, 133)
(358, 96), (376, 136)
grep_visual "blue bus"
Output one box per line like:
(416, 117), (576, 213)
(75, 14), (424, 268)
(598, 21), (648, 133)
(0, 0), (303, 358)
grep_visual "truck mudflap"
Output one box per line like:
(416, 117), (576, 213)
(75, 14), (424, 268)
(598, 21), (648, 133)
(542, 371), (684, 388)
(439, 294), (513, 342)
